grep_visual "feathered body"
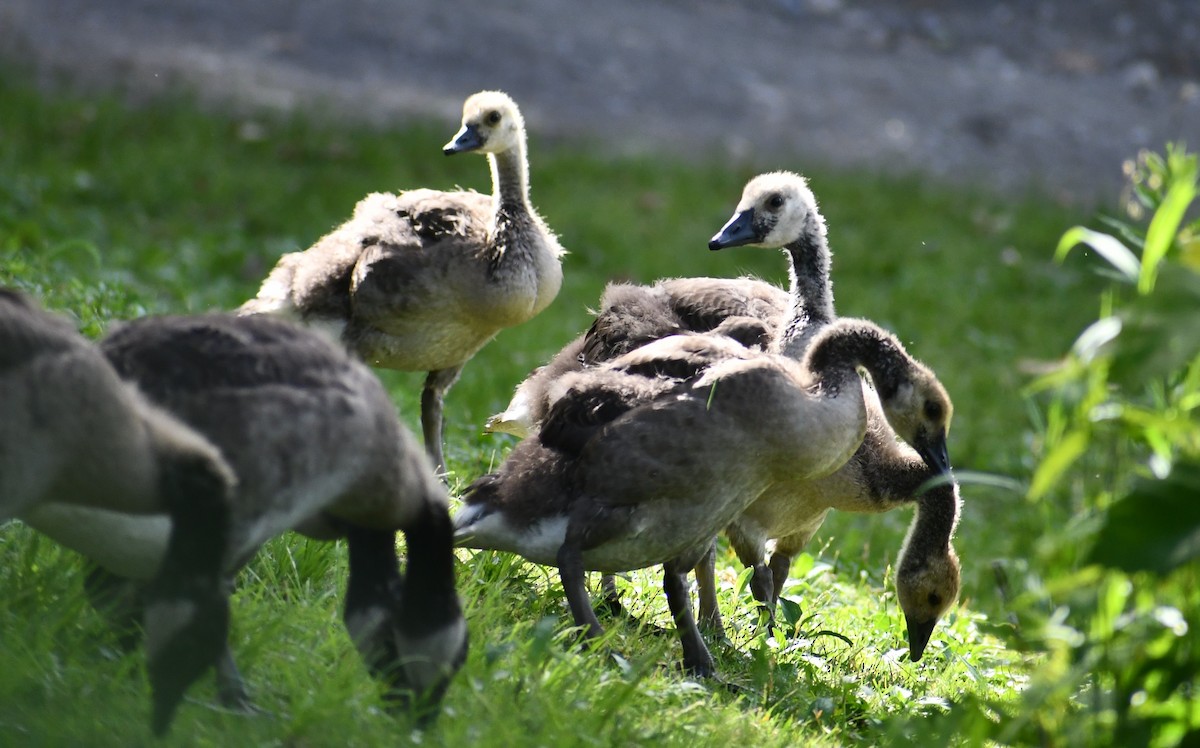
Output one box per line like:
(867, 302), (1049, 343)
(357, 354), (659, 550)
(19, 311), (466, 729)
(241, 90), (564, 471)
(456, 318), (950, 674)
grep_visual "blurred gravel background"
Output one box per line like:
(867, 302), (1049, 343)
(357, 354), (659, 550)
(2, 0), (1198, 203)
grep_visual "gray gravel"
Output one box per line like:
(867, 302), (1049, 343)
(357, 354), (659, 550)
(2, 0), (1198, 204)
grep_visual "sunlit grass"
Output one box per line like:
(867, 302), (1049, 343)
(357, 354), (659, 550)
(0, 68), (1099, 744)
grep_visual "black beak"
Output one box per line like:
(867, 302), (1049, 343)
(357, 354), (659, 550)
(914, 429), (951, 476)
(444, 124), (485, 155)
(708, 208), (759, 250)
(906, 616), (937, 662)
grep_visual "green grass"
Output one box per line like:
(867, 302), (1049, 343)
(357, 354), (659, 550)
(0, 69), (1106, 745)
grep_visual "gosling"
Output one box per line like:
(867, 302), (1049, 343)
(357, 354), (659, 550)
(241, 90), (565, 473)
(1, 288), (237, 734)
(20, 312), (467, 731)
(456, 318), (951, 676)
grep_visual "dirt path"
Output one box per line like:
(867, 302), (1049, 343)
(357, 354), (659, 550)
(2, 0), (1197, 204)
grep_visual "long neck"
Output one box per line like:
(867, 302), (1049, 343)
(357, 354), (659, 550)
(898, 480), (960, 572)
(148, 451), (231, 595)
(399, 501), (462, 635)
(777, 228), (835, 359)
(804, 321), (899, 395)
(859, 427), (940, 503)
(486, 138), (537, 271)
(345, 525), (401, 611)
(488, 138), (531, 216)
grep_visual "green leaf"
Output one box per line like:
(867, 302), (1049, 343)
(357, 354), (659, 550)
(1097, 214), (1147, 251)
(734, 564), (755, 598)
(1071, 317), (1123, 363)
(1088, 459), (1200, 574)
(914, 470), (1025, 497)
(1139, 163), (1198, 294)
(1056, 226), (1140, 283)
(1029, 431), (1090, 500)
(1108, 267), (1200, 386)
(778, 596), (803, 627)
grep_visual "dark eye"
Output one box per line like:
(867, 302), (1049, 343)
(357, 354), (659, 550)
(928, 593), (942, 607)
(766, 193), (785, 210)
(487, 110), (502, 125)
(924, 401), (943, 421)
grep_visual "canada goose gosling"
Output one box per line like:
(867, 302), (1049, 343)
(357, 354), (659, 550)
(457, 318), (950, 676)
(708, 171), (835, 356)
(241, 90), (563, 477)
(0, 289), (238, 733)
(704, 173), (961, 657)
(18, 311), (468, 730)
(100, 313), (469, 725)
(486, 171), (831, 441)
(410, 90), (561, 471)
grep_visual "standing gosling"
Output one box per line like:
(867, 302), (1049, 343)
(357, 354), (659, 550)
(0, 289), (236, 734)
(241, 90), (565, 473)
(485, 170), (831, 438)
(456, 318), (951, 676)
(22, 313), (467, 732)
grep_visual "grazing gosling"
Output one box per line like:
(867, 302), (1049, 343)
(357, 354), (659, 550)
(0, 289), (237, 734)
(485, 170), (834, 616)
(702, 171), (961, 660)
(22, 313), (467, 731)
(241, 90), (565, 473)
(456, 317), (951, 676)
(492, 171), (961, 659)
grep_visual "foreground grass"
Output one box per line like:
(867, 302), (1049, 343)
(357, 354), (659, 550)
(0, 71), (1103, 744)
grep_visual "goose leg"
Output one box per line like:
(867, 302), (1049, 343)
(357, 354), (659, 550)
(557, 540), (605, 640)
(421, 366), (463, 476)
(749, 562), (778, 631)
(214, 645), (253, 712)
(342, 525), (404, 695)
(344, 523), (462, 726)
(767, 552), (794, 606)
(662, 559), (714, 677)
(207, 574), (256, 712)
(597, 573), (624, 617)
(558, 502), (633, 642)
(146, 589), (231, 735)
(693, 540), (727, 639)
(84, 565), (254, 712)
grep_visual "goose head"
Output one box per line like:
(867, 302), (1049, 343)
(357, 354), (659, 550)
(708, 171), (825, 251)
(875, 362), (953, 476)
(896, 542), (961, 662)
(344, 505), (468, 725)
(443, 90), (525, 156)
(387, 610), (469, 725)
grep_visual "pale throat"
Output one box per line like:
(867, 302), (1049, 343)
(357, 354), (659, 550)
(489, 144), (530, 210)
